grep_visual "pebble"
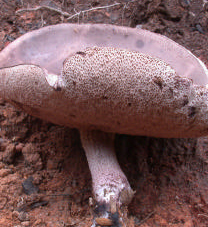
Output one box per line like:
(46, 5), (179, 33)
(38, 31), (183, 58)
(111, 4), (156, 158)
(22, 176), (39, 195)
(95, 217), (113, 226)
(15, 143), (24, 152)
(136, 24), (143, 29)
(12, 210), (19, 219)
(33, 219), (43, 225)
(21, 221), (30, 227)
(18, 211), (30, 222)
(195, 24), (204, 34)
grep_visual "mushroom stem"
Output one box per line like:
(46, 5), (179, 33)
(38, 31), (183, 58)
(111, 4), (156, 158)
(80, 130), (134, 226)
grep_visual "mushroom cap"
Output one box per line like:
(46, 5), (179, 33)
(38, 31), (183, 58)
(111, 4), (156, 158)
(0, 24), (208, 138)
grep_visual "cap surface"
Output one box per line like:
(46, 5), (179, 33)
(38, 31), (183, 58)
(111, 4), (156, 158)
(61, 47), (208, 138)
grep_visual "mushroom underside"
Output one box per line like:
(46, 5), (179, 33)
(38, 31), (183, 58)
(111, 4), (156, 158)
(0, 24), (208, 86)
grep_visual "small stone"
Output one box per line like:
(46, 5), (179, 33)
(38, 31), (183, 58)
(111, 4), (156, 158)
(136, 24), (143, 29)
(180, 0), (190, 7)
(196, 24), (204, 34)
(33, 219), (43, 225)
(95, 217), (113, 226)
(21, 221), (30, 226)
(12, 210), (19, 218)
(18, 211), (30, 222)
(15, 143), (24, 152)
(22, 176), (39, 195)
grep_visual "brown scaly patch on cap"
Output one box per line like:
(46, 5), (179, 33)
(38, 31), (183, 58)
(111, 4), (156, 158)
(61, 47), (208, 138)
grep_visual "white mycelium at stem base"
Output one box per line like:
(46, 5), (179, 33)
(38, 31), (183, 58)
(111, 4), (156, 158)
(80, 130), (134, 209)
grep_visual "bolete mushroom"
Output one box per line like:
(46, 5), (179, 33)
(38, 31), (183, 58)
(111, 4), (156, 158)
(0, 24), (208, 226)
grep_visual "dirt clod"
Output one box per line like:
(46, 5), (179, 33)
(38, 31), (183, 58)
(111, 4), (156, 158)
(2, 143), (16, 164)
(22, 143), (42, 170)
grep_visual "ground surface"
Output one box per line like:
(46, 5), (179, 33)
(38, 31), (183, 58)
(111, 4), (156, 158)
(0, 0), (208, 226)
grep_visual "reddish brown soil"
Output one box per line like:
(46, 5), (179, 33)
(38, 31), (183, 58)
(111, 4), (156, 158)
(0, 0), (208, 226)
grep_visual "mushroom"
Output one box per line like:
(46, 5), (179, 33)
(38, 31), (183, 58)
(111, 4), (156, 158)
(0, 24), (208, 226)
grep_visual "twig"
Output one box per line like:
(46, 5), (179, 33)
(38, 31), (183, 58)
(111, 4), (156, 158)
(66, 2), (121, 21)
(198, 213), (208, 218)
(138, 211), (155, 226)
(15, 1), (136, 22)
(122, 2), (128, 27)
(16, 5), (70, 17)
